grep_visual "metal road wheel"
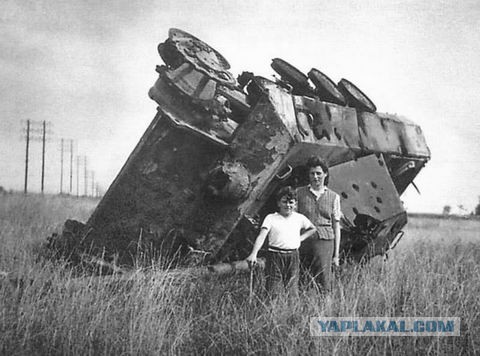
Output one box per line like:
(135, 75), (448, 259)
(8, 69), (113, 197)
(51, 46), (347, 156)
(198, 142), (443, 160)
(308, 68), (346, 106)
(161, 28), (236, 86)
(337, 78), (377, 113)
(270, 58), (314, 96)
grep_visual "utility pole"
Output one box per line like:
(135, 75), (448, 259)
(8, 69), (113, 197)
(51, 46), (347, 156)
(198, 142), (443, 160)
(60, 138), (64, 194)
(76, 155), (80, 197)
(69, 139), (74, 194)
(84, 156), (88, 196)
(91, 171), (95, 197)
(21, 120), (52, 194)
(24, 120), (30, 194)
(41, 121), (46, 194)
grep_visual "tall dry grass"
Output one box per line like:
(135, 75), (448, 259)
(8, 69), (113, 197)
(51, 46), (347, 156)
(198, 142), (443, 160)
(1, 193), (479, 355)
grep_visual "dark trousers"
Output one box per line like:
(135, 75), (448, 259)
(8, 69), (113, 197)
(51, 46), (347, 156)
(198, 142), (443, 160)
(299, 237), (334, 292)
(265, 250), (299, 298)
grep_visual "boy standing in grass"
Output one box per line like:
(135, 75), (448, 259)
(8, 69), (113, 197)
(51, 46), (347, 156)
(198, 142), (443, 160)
(246, 186), (316, 297)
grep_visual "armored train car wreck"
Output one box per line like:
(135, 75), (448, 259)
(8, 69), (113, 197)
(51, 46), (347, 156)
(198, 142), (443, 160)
(48, 28), (430, 267)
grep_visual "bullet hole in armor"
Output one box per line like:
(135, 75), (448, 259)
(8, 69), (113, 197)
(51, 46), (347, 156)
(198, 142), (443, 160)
(378, 160), (384, 166)
(371, 181), (378, 189)
(341, 192), (348, 199)
(374, 206), (381, 213)
(376, 197), (383, 204)
(352, 183), (359, 192)
(353, 207), (359, 215)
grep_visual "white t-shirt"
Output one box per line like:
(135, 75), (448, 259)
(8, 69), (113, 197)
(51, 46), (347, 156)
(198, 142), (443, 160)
(261, 212), (314, 250)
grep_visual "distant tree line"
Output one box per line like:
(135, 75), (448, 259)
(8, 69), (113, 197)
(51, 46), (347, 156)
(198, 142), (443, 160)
(443, 197), (480, 216)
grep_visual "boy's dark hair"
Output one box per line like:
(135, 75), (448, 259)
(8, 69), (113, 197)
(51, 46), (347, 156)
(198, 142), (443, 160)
(275, 186), (297, 202)
(306, 156), (329, 186)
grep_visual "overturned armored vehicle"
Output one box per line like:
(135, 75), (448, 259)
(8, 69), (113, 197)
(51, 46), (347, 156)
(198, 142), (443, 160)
(53, 29), (430, 266)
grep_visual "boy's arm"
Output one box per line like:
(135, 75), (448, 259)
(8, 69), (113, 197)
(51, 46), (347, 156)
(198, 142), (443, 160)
(300, 215), (316, 242)
(246, 227), (269, 265)
(300, 226), (316, 242)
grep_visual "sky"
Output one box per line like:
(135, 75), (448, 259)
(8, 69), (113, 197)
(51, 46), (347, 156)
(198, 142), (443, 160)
(1, 0), (479, 213)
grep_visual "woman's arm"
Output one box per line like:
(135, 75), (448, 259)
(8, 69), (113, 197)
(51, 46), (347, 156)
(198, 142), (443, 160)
(333, 219), (341, 266)
(332, 194), (341, 266)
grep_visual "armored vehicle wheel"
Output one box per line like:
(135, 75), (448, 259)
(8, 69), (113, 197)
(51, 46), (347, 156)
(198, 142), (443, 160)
(308, 68), (346, 106)
(271, 58), (314, 96)
(338, 78), (377, 113)
(165, 28), (236, 86)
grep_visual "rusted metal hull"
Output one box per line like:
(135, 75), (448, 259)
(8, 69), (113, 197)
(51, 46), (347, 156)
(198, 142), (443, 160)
(55, 28), (430, 266)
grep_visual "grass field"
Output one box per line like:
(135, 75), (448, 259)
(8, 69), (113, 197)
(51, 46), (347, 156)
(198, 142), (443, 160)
(1, 193), (479, 355)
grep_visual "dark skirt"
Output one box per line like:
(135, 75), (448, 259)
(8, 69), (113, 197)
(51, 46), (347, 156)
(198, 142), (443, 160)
(299, 236), (334, 292)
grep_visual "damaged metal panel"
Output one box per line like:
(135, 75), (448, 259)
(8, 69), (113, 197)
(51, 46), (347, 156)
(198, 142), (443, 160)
(284, 142), (357, 171)
(149, 67), (238, 144)
(85, 113), (229, 262)
(383, 156), (428, 195)
(358, 112), (403, 154)
(293, 97), (357, 147)
(329, 154), (404, 225)
(358, 112), (430, 158)
(396, 118), (430, 158)
(328, 154), (408, 261)
(340, 212), (407, 262)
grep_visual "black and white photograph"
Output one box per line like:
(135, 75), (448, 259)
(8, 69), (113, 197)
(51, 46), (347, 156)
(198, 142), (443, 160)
(1, 0), (479, 354)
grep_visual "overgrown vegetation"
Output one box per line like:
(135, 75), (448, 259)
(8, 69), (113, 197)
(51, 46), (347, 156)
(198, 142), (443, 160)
(1, 194), (479, 354)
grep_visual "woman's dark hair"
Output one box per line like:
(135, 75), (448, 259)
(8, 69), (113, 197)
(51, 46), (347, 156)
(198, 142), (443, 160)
(275, 186), (297, 203)
(306, 156), (329, 186)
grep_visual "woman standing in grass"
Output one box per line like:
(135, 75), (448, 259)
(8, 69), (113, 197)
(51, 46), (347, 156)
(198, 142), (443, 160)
(297, 156), (341, 292)
(246, 186), (316, 297)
